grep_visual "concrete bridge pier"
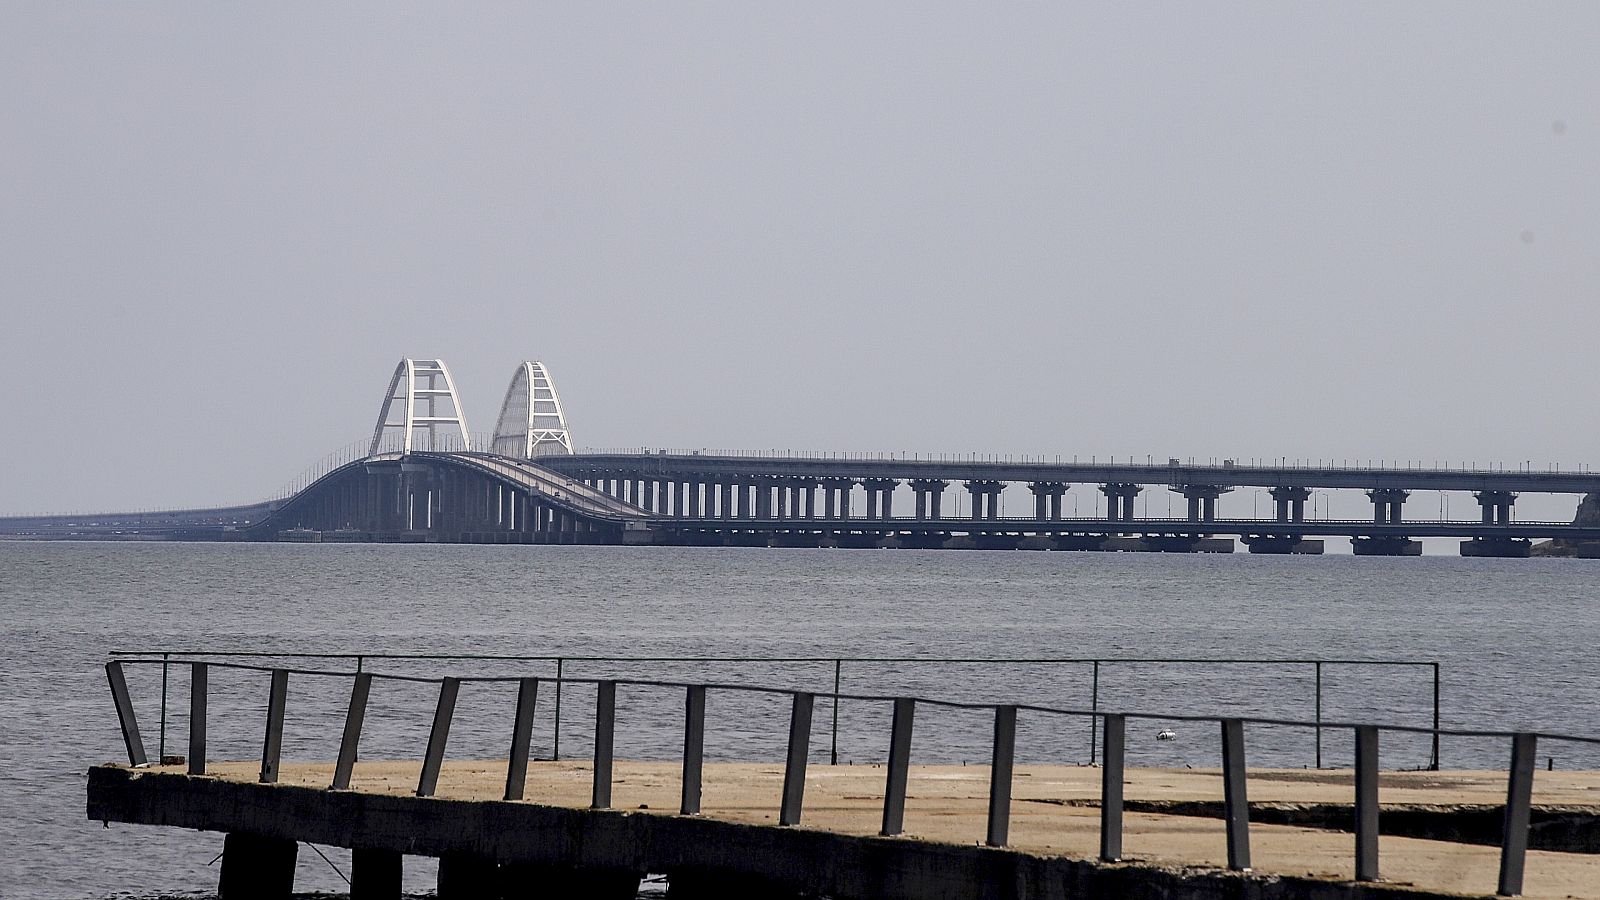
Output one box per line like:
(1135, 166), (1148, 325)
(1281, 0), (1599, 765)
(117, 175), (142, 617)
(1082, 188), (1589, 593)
(1178, 485), (1229, 523)
(1367, 488), (1409, 524)
(1243, 535), (1325, 554)
(1100, 483), (1140, 521)
(910, 479), (947, 519)
(1029, 482), (1068, 520)
(1461, 537), (1532, 558)
(965, 481), (1004, 520)
(863, 479), (897, 519)
(1352, 536), (1423, 556)
(1475, 490), (1516, 524)
(1270, 486), (1312, 522)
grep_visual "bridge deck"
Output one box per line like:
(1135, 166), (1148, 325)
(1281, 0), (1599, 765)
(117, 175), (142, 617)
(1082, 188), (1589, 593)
(98, 761), (1600, 899)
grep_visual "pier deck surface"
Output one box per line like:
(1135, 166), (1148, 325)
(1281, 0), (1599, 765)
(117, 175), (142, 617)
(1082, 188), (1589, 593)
(155, 760), (1600, 899)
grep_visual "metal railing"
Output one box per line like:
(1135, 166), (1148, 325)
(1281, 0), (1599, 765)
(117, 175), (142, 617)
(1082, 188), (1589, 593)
(111, 651), (1443, 772)
(103, 654), (1586, 897)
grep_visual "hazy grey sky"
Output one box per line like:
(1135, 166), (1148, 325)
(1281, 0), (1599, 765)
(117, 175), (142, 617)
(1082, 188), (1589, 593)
(3, 4), (1597, 516)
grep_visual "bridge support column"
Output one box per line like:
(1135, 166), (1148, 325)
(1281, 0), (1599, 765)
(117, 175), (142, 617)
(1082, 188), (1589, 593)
(1179, 485), (1230, 523)
(863, 479), (897, 520)
(755, 479), (775, 519)
(1475, 490), (1515, 524)
(965, 481), (1003, 520)
(1100, 483), (1141, 522)
(1367, 488), (1409, 525)
(909, 479), (948, 521)
(218, 832), (298, 899)
(720, 482), (734, 519)
(1028, 483), (1068, 522)
(1270, 486), (1312, 522)
(819, 478), (853, 519)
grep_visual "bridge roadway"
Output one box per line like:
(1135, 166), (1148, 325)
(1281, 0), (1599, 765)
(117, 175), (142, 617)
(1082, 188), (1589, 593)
(548, 452), (1600, 495)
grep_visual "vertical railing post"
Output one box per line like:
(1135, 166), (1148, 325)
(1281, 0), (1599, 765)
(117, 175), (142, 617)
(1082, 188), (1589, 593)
(1354, 725), (1380, 882)
(553, 658), (564, 761)
(1314, 661), (1323, 769)
(831, 659), (842, 766)
(1440, 662), (1452, 768)
(188, 663), (208, 775)
(159, 652), (170, 762)
(105, 661), (148, 767)
(1497, 732), (1537, 897)
(881, 698), (915, 836)
(1221, 718), (1251, 870)
(260, 669), (289, 784)
(332, 673), (372, 790)
(416, 677), (460, 797)
(505, 678), (538, 801)
(780, 692), (815, 826)
(592, 681), (616, 809)
(681, 685), (706, 815)
(1099, 713), (1126, 862)
(986, 705), (1017, 847)
(1089, 660), (1100, 764)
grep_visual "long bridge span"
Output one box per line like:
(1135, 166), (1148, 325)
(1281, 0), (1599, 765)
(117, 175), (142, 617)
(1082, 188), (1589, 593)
(7, 357), (1600, 556)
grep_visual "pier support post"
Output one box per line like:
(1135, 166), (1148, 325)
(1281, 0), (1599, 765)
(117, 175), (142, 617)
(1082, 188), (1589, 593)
(351, 848), (402, 900)
(218, 832), (298, 900)
(438, 853), (498, 900)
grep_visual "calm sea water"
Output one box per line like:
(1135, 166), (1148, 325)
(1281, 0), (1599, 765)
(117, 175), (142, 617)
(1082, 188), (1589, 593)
(4, 542), (1599, 899)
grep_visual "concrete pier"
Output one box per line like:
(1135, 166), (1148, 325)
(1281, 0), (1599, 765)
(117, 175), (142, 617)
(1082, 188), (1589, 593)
(89, 761), (1600, 900)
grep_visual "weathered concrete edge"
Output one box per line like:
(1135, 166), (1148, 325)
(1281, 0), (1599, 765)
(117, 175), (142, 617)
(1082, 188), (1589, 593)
(87, 767), (1483, 900)
(1023, 798), (1600, 854)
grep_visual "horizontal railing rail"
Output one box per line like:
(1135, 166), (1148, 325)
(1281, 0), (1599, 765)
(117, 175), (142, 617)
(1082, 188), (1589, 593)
(110, 651), (1443, 771)
(103, 655), (1582, 897)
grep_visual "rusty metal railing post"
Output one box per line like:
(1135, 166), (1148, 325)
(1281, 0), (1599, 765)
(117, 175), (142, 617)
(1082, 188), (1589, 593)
(259, 669), (288, 784)
(987, 705), (1017, 847)
(416, 677), (459, 797)
(780, 692), (814, 825)
(332, 673), (371, 790)
(1497, 732), (1537, 896)
(505, 677), (538, 801)
(1354, 725), (1380, 881)
(106, 661), (148, 767)
(681, 685), (706, 815)
(881, 698), (915, 836)
(188, 663), (207, 775)
(1100, 713), (1126, 862)
(1431, 664), (1442, 770)
(1221, 718), (1251, 870)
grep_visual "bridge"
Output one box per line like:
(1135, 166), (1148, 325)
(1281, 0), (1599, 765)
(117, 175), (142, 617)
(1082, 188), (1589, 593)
(7, 357), (1600, 556)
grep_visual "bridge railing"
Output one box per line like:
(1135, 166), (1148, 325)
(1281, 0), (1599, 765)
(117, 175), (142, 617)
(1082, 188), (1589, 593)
(109, 651), (1442, 772)
(572, 448), (1596, 475)
(103, 653), (1585, 896)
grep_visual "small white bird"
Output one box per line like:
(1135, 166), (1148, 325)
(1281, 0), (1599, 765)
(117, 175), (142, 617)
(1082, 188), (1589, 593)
(1156, 729), (1178, 741)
